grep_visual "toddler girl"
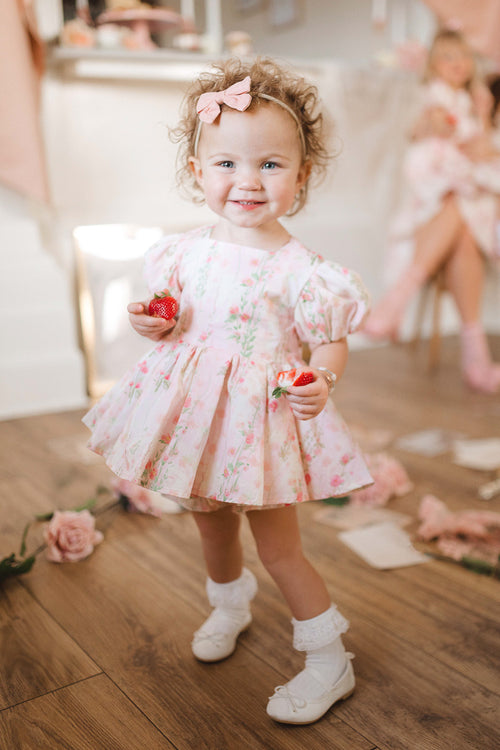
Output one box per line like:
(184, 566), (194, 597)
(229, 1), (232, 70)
(364, 29), (500, 393)
(84, 57), (372, 725)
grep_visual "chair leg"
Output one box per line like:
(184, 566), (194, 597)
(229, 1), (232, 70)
(411, 283), (430, 351)
(427, 271), (445, 372)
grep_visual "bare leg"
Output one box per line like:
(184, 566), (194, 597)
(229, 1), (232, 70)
(440, 230), (500, 392)
(442, 226), (483, 324)
(191, 507), (243, 582)
(190, 508), (257, 662)
(247, 505), (330, 620)
(249, 506), (352, 724)
(364, 195), (465, 340)
(441, 231), (500, 392)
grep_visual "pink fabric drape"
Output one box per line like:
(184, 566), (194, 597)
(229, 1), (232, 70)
(0, 0), (49, 202)
(422, 0), (500, 67)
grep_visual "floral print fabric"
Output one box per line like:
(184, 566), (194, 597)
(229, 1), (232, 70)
(386, 80), (500, 283)
(83, 226), (372, 511)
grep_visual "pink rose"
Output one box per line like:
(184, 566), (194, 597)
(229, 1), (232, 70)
(44, 510), (103, 563)
(111, 478), (162, 517)
(351, 452), (413, 508)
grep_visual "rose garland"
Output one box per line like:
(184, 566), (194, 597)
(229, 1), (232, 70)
(0, 480), (162, 583)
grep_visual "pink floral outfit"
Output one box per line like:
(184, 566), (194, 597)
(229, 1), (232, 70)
(83, 226), (372, 512)
(387, 79), (500, 281)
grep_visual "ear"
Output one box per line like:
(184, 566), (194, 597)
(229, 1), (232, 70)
(296, 159), (312, 191)
(189, 156), (203, 188)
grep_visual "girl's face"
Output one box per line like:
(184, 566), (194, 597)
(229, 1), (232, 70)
(189, 104), (310, 239)
(430, 40), (474, 89)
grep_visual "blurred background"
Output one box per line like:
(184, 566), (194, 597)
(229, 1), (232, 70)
(1, 0), (499, 419)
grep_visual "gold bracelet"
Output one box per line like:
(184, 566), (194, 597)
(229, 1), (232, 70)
(317, 367), (336, 393)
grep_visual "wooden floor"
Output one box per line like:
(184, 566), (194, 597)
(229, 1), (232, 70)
(1, 337), (499, 750)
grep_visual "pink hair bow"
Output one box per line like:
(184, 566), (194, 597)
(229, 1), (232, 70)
(196, 76), (252, 123)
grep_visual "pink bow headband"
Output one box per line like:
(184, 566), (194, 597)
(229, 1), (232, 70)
(193, 75), (306, 156)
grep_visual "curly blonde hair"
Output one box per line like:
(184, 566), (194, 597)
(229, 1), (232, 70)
(170, 56), (332, 216)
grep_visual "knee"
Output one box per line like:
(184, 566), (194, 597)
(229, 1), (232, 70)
(256, 538), (304, 574)
(193, 509), (240, 545)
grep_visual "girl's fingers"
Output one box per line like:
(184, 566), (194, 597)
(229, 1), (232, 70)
(127, 302), (145, 314)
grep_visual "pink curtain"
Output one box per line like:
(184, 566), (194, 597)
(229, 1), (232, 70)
(0, 0), (49, 202)
(422, 0), (500, 67)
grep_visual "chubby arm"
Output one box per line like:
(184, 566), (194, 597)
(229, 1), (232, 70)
(127, 299), (176, 342)
(285, 339), (348, 421)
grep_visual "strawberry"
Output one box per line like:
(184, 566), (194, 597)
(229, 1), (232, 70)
(148, 291), (178, 320)
(272, 369), (315, 398)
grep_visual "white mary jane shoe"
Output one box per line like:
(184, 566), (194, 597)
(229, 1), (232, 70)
(191, 608), (252, 662)
(266, 654), (355, 725)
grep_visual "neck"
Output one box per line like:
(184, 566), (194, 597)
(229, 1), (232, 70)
(211, 220), (291, 251)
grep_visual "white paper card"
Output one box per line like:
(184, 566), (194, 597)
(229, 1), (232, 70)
(338, 522), (430, 569)
(314, 505), (412, 531)
(395, 428), (464, 456)
(452, 438), (500, 471)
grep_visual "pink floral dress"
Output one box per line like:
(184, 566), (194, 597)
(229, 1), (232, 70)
(83, 226), (372, 512)
(386, 79), (500, 282)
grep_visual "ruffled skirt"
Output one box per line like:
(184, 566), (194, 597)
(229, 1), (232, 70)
(83, 341), (372, 512)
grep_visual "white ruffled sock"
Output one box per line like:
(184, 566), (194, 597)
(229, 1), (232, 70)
(192, 568), (257, 661)
(285, 604), (350, 698)
(286, 638), (348, 699)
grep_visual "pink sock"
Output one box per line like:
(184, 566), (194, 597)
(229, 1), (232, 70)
(364, 266), (427, 340)
(461, 322), (500, 394)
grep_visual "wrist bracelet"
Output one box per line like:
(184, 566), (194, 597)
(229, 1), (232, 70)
(317, 367), (337, 393)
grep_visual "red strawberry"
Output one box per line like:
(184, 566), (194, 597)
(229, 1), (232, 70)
(148, 291), (178, 320)
(272, 369), (315, 398)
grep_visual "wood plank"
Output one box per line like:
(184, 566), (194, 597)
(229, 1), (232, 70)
(337, 617), (500, 750)
(108, 510), (500, 749)
(299, 504), (500, 694)
(22, 538), (373, 750)
(1, 336), (499, 749)
(0, 673), (175, 750)
(0, 579), (100, 710)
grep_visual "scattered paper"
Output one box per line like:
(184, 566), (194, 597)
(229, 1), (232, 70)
(314, 505), (412, 531)
(338, 522), (430, 569)
(395, 428), (464, 457)
(478, 478), (500, 501)
(452, 438), (500, 471)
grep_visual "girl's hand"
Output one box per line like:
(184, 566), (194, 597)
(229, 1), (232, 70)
(127, 301), (176, 341)
(284, 368), (330, 421)
(412, 106), (455, 140)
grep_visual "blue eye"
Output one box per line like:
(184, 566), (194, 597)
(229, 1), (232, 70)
(262, 161), (278, 170)
(218, 160), (234, 168)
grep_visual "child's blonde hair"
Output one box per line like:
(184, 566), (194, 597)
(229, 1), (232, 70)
(423, 29), (476, 89)
(170, 56), (332, 216)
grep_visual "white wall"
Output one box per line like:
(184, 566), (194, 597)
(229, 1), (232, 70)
(220, 0), (435, 63)
(3, 0), (498, 418)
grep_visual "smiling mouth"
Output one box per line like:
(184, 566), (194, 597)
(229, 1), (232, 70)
(232, 200), (264, 208)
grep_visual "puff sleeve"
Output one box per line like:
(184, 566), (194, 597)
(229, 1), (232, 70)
(143, 233), (183, 299)
(294, 259), (370, 347)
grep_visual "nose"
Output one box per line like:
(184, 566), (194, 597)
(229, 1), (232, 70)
(237, 166), (262, 190)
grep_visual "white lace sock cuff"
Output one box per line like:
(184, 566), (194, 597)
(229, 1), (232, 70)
(292, 604), (349, 651)
(206, 567), (258, 609)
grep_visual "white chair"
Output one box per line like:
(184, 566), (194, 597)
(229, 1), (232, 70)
(73, 224), (164, 401)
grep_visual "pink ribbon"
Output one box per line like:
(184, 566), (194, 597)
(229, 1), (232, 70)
(196, 76), (252, 123)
